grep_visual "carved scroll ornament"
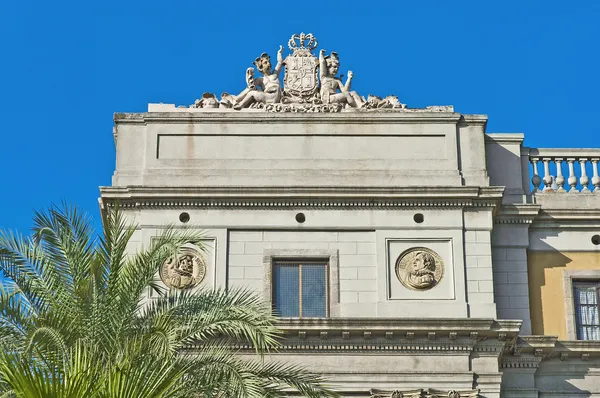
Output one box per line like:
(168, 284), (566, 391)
(370, 389), (479, 398)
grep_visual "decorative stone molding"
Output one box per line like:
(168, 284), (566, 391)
(221, 318), (522, 354)
(551, 340), (600, 362)
(370, 388), (479, 398)
(189, 317), (600, 365)
(274, 318), (521, 332)
(230, 340), (476, 353)
(484, 133), (524, 144)
(494, 204), (541, 224)
(99, 186), (504, 212)
(501, 356), (543, 369)
(117, 110), (462, 125)
(530, 208), (600, 230)
(500, 336), (600, 364)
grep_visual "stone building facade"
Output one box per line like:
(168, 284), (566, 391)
(100, 34), (600, 397)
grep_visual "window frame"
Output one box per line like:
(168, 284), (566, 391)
(272, 258), (330, 317)
(572, 280), (600, 340)
(263, 249), (340, 318)
(563, 270), (600, 340)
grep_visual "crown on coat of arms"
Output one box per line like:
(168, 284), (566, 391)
(287, 32), (318, 53)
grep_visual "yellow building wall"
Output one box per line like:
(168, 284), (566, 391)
(528, 251), (600, 339)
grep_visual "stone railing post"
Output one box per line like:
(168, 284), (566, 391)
(579, 158), (590, 193)
(530, 158), (541, 193)
(555, 158), (566, 192)
(542, 158), (553, 192)
(567, 158), (578, 193)
(592, 158), (600, 194)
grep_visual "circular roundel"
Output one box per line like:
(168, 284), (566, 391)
(179, 212), (190, 223)
(395, 247), (444, 291)
(160, 248), (206, 290)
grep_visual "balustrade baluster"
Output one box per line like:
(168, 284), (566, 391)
(580, 158), (590, 192)
(592, 159), (600, 193)
(531, 158), (541, 193)
(555, 158), (566, 192)
(542, 158), (554, 192)
(567, 158), (578, 193)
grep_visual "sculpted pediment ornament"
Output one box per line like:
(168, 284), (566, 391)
(190, 32), (409, 112)
(370, 389), (480, 398)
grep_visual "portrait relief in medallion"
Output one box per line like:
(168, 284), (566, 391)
(160, 248), (206, 290)
(395, 247), (444, 291)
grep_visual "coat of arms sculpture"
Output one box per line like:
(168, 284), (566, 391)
(282, 33), (320, 103)
(189, 32), (451, 112)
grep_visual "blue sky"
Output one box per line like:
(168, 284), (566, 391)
(0, 0), (599, 234)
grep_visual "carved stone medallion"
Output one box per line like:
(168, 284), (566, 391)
(160, 248), (206, 290)
(395, 247), (444, 291)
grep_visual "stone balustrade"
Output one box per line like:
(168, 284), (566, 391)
(528, 148), (600, 193)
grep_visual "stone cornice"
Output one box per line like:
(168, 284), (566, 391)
(460, 114), (488, 127)
(501, 336), (600, 364)
(275, 317), (521, 333)
(530, 208), (600, 229)
(218, 318), (520, 354)
(114, 111), (465, 125)
(494, 204), (541, 224)
(99, 186), (504, 210)
(484, 133), (525, 144)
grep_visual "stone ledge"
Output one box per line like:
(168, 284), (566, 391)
(484, 133), (525, 143)
(99, 186), (504, 211)
(530, 207), (600, 229)
(114, 110), (466, 125)
(495, 204), (541, 224)
(502, 336), (600, 362)
(275, 317), (521, 334)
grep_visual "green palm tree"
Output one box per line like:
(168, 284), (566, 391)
(0, 204), (337, 398)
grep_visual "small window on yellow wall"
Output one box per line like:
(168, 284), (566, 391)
(573, 281), (600, 340)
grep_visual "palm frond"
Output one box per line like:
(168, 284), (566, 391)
(0, 204), (339, 397)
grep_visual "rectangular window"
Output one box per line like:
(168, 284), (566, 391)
(272, 259), (328, 317)
(574, 281), (600, 340)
